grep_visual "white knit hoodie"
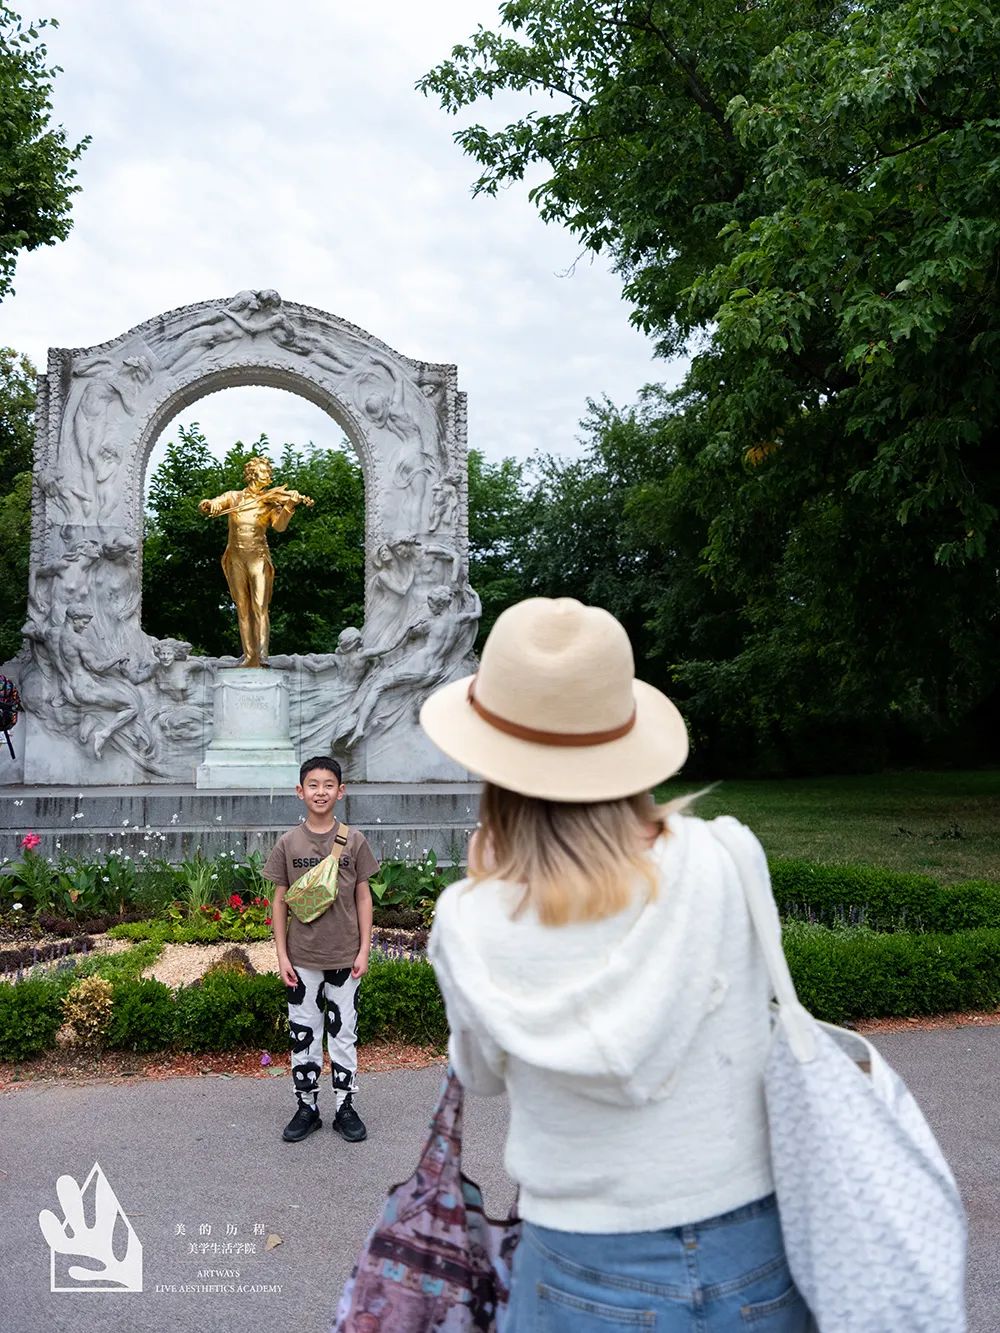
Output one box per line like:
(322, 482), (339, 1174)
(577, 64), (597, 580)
(428, 814), (776, 1233)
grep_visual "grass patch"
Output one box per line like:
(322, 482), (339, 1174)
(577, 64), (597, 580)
(73, 940), (164, 981)
(658, 769), (1000, 883)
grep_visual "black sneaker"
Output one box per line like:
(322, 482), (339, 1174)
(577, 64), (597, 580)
(333, 1094), (367, 1142)
(282, 1104), (321, 1142)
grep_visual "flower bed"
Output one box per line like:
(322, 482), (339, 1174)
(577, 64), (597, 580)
(3, 840), (999, 1061)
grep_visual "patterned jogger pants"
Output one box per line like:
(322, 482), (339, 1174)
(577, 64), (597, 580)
(286, 965), (360, 1111)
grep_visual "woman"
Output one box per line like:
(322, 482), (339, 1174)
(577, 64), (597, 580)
(419, 597), (811, 1331)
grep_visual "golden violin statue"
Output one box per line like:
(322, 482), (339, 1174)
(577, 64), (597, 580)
(199, 456), (314, 668)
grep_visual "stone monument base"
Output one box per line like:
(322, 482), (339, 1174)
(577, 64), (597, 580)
(196, 668), (300, 790)
(0, 782), (480, 865)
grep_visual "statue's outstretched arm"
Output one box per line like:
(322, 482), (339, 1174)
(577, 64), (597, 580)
(198, 490), (240, 517)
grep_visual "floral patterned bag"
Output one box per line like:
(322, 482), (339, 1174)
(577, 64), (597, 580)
(333, 1068), (520, 1332)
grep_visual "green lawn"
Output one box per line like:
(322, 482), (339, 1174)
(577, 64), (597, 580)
(656, 770), (1000, 884)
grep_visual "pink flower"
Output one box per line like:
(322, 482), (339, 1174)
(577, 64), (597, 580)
(20, 833), (41, 851)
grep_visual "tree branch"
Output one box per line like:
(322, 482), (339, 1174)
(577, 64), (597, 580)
(610, 6), (734, 141)
(846, 126), (953, 178)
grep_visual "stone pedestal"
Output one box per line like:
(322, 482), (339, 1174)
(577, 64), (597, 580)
(196, 669), (300, 789)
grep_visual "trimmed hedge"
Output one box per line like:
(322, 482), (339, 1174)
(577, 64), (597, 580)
(784, 923), (1000, 1023)
(358, 957), (449, 1046)
(173, 971), (287, 1052)
(106, 979), (176, 1053)
(0, 976), (64, 1061)
(0, 955), (449, 1060)
(771, 860), (1000, 932)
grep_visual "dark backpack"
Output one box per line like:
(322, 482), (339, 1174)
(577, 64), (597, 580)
(0, 675), (21, 759)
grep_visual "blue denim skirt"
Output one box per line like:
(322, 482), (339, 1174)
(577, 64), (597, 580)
(505, 1194), (811, 1331)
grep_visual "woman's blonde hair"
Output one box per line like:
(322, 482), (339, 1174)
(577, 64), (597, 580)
(468, 782), (697, 926)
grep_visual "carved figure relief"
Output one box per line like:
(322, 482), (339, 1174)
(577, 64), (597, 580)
(347, 584), (481, 748)
(275, 628), (374, 758)
(91, 535), (142, 658)
(62, 354), (154, 525)
(159, 291), (274, 376)
(429, 471), (460, 534)
(54, 608), (159, 764)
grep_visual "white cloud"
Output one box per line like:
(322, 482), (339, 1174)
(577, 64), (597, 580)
(5, 0), (686, 474)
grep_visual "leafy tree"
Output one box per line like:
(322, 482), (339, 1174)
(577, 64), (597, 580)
(423, 0), (1000, 772)
(0, 6), (89, 300)
(266, 439), (366, 651)
(0, 348), (36, 659)
(0, 469), (31, 661)
(515, 399), (667, 659)
(466, 448), (531, 644)
(0, 346), (35, 487)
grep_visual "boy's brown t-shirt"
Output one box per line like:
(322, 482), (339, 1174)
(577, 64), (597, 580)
(262, 820), (380, 969)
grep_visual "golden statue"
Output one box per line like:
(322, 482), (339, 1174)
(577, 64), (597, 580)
(199, 456), (314, 668)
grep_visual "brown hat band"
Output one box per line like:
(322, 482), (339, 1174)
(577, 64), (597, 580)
(467, 677), (637, 747)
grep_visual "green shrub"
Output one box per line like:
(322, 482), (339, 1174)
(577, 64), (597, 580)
(358, 957), (448, 1046)
(107, 979), (175, 1053)
(783, 922), (1000, 1023)
(62, 975), (114, 1047)
(0, 976), (64, 1060)
(172, 971), (286, 1052)
(107, 919), (270, 944)
(106, 920), (171, 942)
(771, 861), (1000, 933)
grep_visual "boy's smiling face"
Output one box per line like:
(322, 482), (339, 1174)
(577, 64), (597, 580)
(297, 768), (345, 821)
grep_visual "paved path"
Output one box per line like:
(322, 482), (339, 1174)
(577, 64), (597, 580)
(0, 1028), (996, 1332)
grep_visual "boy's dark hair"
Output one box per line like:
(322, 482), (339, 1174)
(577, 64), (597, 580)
(299, 756), (343, 784)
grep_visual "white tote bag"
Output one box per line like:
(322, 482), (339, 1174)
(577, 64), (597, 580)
(710, 817), (967, 1333)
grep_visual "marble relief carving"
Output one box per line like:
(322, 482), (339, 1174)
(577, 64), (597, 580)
(6, 292), (476, 785)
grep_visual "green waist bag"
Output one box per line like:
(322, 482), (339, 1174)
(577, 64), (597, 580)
(284, 824), (349, 924)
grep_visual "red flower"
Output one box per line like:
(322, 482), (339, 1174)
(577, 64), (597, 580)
(213, 910), (222, 921)
(252, 897), (261, 906)
(264, 917), (272, 926)
(20, 832), (41, 850)
(229, 893), (243, 908)
(262, 898), (270, 908)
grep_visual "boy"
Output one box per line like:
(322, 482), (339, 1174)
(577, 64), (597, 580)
(263, 756), (380, 1144)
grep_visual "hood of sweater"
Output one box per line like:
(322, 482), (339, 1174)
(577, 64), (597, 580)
(429, 814), (740, 1107)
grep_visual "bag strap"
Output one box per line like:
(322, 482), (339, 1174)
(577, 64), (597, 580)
(709, 817), (818, 1062)
(288, 823), (351, 892)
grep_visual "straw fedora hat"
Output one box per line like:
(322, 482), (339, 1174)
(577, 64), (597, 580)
(419, 597), (689, 802)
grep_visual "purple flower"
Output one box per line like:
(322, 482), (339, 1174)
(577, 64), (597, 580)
(260, 1052), (272, 1067)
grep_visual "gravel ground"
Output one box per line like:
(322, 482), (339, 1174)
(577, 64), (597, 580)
(141, 941), (280, 986)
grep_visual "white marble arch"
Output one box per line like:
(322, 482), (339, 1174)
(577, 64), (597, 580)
(7, 291), (477, 786)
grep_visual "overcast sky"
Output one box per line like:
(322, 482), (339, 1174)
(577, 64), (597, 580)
(1, 1), (685, 483)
